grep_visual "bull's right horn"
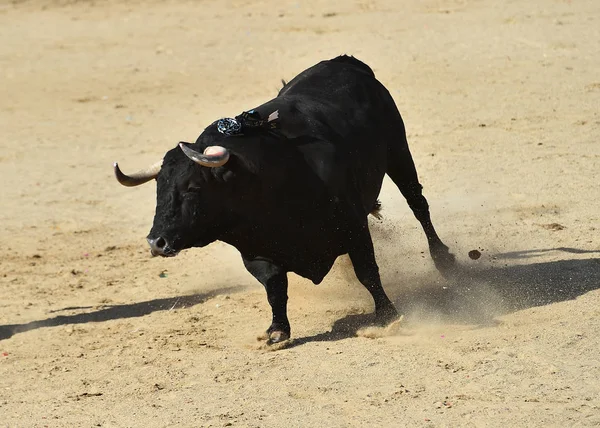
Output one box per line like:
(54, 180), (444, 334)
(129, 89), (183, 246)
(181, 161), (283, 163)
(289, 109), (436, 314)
(179, 142), (230, 167)
(113, 160), (162, 187)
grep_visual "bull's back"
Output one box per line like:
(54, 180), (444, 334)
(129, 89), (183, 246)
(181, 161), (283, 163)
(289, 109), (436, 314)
(279, 55), (375, 97)
(277, 55), (402, 143)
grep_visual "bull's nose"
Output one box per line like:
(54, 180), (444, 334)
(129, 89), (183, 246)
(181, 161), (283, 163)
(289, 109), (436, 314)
(147, 236), (168, 256)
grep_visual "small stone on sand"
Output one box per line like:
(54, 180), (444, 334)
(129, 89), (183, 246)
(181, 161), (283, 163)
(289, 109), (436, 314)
(468, 250), (482, 260)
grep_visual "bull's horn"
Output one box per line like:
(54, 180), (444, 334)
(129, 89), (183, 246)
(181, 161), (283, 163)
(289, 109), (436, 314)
(113, 160), (162, 187)
(179, 142), (229, 167)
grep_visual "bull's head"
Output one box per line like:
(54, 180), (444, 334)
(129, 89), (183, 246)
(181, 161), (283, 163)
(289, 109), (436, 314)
(114, 142), (239, 257)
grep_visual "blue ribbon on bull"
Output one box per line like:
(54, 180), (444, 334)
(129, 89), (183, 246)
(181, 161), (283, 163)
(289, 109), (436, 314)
(216, 110), (279, 136)
(216, 117), (242, 136)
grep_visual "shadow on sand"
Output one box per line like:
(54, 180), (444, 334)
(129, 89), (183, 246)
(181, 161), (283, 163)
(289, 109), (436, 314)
(493, 247), (600, 260)
(2, 249), (599, 346)
(397, 256), (600, 323)
(0, 286), (244, 341)
(291, 250), (600, 347)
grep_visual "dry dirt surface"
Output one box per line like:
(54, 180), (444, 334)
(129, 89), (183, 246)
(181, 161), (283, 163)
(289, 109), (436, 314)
(1, 0), (599, 426)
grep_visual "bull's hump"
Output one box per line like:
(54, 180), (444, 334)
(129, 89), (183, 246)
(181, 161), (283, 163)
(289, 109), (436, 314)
(329, 55), (375, 77)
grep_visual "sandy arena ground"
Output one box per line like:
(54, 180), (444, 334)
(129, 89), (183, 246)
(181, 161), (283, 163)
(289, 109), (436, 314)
(1, 0), (599, 426)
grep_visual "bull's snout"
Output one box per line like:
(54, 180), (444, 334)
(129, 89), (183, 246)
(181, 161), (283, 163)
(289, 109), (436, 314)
(147, 236), (174, 257)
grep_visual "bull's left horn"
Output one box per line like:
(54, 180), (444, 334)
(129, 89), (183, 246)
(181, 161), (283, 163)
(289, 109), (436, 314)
(113, 160), (162, 187)
(179, 142), (230, 167)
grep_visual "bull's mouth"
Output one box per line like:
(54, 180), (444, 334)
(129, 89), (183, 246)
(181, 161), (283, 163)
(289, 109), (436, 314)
(192, 239), (213, 249)
(150, 248), (179, 258)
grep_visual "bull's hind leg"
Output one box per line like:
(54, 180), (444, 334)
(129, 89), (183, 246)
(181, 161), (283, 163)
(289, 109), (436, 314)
(242, 256), (290, 344)
(387, 141), (456, 275)
(349, 223), (399, 325)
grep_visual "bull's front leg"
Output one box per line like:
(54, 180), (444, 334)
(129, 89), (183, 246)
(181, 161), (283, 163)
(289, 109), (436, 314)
(242, 256), (290, 344)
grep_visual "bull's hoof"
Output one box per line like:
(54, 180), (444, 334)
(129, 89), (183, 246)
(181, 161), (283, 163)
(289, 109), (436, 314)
(267, 330), (290, 345)
(374, 304), (400, 326)
(266, 323), (291, 345)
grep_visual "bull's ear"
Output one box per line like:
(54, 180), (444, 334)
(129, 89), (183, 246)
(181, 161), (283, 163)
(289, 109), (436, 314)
(218, 169), (236, 183)
(208, 152), (258, 185)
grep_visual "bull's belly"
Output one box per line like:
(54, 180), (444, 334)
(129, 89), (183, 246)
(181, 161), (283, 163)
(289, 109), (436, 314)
(222, 227), (348, 285)
(286, 249), (342, 284)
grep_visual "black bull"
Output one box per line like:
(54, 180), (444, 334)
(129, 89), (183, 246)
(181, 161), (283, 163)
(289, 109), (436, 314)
(114, 55), (455, 343)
